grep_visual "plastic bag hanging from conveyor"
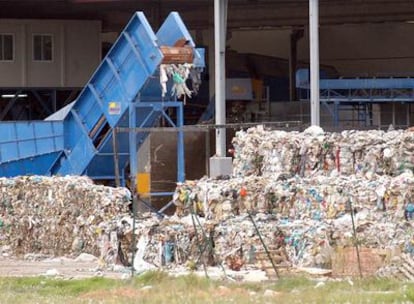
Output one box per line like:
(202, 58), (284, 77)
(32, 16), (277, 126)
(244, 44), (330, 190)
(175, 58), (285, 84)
(159, 63), (195, 103)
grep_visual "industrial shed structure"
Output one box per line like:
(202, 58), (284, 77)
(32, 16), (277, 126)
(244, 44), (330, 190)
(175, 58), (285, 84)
(1, 0), (414, 128)
(2, 1), (414, 206)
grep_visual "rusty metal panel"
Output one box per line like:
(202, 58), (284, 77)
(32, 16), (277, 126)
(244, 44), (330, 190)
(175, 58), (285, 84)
(160, 46), (194, 64)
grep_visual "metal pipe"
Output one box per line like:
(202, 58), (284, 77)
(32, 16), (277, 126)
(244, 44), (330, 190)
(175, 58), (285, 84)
(214, 0), (228, 157)
(205, 130), (210, 176)
(112, 128), (121, 187)
(392, 102), (396, 127)
(348, 198), (363, 278)
(289, 30), (303, 102)
(177, 103), (185, 182)
(116, 120), (303, 133)
(190, 212), (209, 278)
(247, 212), (280, 279)
(289, 32), (297, 102)
(129, 99), (138, 274)
(309, 0), (320, 126)
(192, 210), (228, 279)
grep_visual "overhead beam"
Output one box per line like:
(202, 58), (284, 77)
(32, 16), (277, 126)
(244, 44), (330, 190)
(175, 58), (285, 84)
(2, 1), (414, 30)
(180, 1), (414, 29)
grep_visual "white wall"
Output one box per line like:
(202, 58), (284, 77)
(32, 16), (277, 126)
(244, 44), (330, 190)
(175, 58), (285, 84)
(0, 22), (23, 86)
(0, 19), (101, 88)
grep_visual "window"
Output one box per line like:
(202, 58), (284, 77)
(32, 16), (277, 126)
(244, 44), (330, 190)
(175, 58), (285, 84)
(0, 34), (14, 61)
(33, 34), (53, 61)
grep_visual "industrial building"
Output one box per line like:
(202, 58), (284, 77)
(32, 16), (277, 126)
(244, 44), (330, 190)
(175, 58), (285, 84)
(1, 0), (414, 210)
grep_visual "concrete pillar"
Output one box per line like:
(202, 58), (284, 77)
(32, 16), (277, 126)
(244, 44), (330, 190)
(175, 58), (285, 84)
(208, 29), (215, 112)
(214, 0), (227, 157)
(210, 0), (232, 177)
(309, 0), (320, 126)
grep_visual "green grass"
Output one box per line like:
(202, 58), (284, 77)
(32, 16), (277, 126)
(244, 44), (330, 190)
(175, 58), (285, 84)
(0, 272), (413, 303)
(272, 275), (316, 291)
(0, 276), (122, 303)
(8, 276), (117, 295)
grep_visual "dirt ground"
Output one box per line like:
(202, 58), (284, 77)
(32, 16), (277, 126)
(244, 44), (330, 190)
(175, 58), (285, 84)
(0, 256), (128, 279)
(0, 255), (271, 282)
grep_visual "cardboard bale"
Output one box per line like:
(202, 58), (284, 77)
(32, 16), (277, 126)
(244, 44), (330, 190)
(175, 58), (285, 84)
(332, 246), (385, 277)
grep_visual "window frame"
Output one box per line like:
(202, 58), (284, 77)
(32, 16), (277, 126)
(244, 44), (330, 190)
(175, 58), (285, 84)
(0, 33), (15, 62)
(32, 33), (54, 62)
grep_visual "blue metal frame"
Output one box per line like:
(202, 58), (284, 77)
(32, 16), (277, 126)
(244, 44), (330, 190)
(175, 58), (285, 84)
(129, 101), (185, 192)
(297, 72), (414, 127)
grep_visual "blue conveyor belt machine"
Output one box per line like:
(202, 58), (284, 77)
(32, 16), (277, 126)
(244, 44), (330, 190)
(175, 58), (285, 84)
(296, 69), (414, 126)
(296, 69), (414, 103)
(0, 12), (205, 181)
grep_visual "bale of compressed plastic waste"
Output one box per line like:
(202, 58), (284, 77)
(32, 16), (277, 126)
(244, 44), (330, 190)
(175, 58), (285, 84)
(168, 126), (414, 273)
(173, 172), (414, 221)
(232, 126), (414, 178)
(0, 175), (131, 257)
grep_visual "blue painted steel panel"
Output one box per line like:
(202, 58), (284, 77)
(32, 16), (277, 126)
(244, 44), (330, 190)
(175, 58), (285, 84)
(320, 78), (414, 90)
(56, 12), (164, 175)
(74, 11), (163, 128)
(296, 68), (414, 90)
(157, 12), (196, 47)
(194, 48), (205, 69)
(87, 111), (162, 178)
(157, 12), (205, 69)
(0, 152), (62, 177)
(140, 12), (206, 101)
(0, 121), (63, 164)
(296, 68), (414, 126)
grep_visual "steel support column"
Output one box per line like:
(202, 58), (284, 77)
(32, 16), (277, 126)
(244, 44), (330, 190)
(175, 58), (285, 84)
(176, 103), (185, 182)
(214, 0), (228, 157)
(289, 30), (303, 102)
(129, 98), (138, 195)
(333, 101), (339, 128)
(309, 0), (320, 126)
